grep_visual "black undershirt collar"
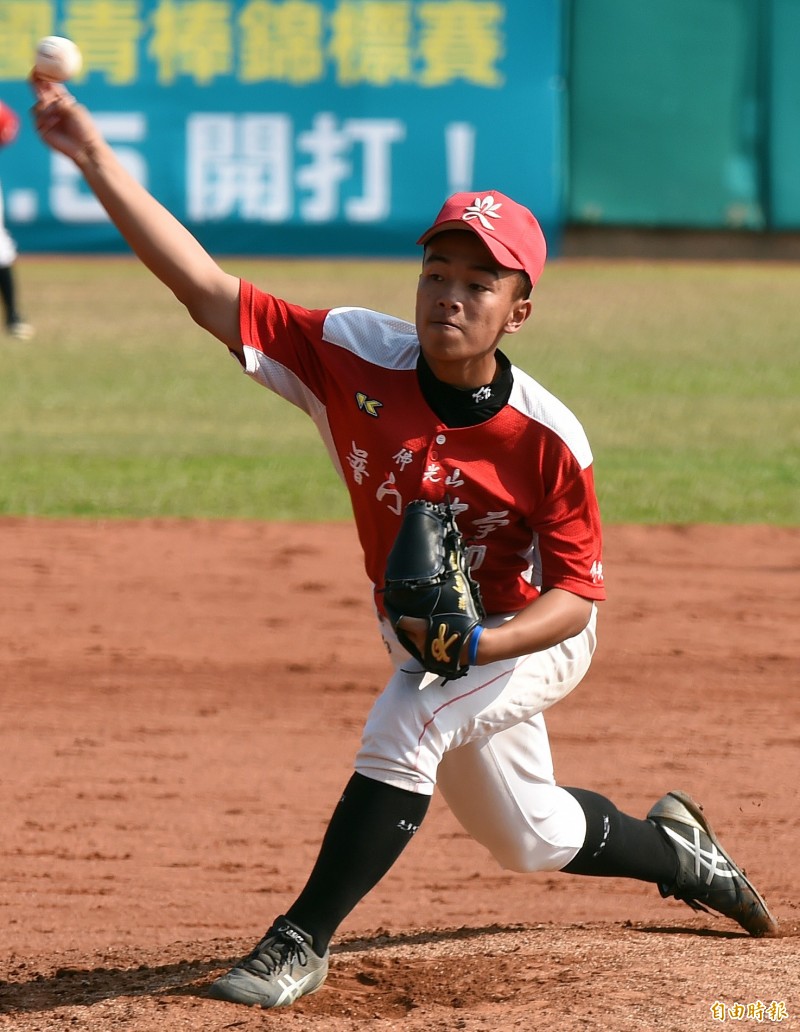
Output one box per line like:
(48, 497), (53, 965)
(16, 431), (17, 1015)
(416, 349), (513, 428)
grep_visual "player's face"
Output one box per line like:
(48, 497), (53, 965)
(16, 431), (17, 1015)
(415, 231), (532, 388)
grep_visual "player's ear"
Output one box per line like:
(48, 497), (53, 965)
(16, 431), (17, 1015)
(504, 297), (532, 335)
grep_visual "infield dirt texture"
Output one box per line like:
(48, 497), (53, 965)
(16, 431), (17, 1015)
(1, 519), (798, 1031)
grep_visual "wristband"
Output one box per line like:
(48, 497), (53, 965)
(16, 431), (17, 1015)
(467, 625), (484, 666)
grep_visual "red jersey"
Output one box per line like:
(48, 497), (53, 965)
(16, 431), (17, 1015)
(239, 280), (605, 614)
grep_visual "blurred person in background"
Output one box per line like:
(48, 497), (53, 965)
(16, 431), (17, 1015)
(0, 99), (34, 340)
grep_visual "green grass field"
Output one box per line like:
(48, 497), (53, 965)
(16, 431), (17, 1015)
(1, 255), (797, 523)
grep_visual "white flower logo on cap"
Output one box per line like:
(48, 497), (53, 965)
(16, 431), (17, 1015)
(462, 195), (502, 232)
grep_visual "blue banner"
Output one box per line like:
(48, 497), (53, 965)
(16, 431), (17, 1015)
(0, 0), (564, 256)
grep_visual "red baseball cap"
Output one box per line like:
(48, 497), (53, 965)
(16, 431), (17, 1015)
(417, 191), (547, 285)
(0, 101), (20, 148)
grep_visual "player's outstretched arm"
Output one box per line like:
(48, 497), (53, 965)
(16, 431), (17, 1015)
(30, 76), (242, 354)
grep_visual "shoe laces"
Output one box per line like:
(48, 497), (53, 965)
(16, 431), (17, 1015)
(240, 925), (310, 977)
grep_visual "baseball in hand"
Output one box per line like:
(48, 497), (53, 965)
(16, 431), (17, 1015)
(34, 36), (83, 82)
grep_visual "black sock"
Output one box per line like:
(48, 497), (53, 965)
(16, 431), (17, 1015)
(560, 787), (679, 884)
(0, 265), (18, 325)
(285, 772), (430, 954)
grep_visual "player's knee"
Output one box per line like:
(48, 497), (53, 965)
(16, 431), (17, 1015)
(489, 830), (581, 873)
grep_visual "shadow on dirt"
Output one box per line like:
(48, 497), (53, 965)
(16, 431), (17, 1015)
(0, 921), (749, 1016)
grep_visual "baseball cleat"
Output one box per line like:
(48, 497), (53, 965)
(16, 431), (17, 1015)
(648, 790), (778, 937)
(208, 915), (329, 1008)
(6, 320), (34, 340)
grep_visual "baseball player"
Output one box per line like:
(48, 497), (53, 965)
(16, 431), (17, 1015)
(0, 100), (33, 340)
(32, 78), (778, 1010)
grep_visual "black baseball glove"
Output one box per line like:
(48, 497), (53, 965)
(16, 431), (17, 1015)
(382, 500), (485, 680)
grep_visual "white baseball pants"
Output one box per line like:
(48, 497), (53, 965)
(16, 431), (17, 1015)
(355, 607), (597, 872)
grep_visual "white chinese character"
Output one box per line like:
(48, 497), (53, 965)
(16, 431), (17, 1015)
(296, 113), (403, 222)
(393, 448), (413, 470)
(342, 117), (405, 220)
(347, 442), (369, 484)
(465, 543), (487, 571)
(295, 113), (349, 221)
(186, 114), (293, 221)
(377, 473), (402, 515)
(445, 468), (464, 488)
(423, 462), (442, 483)
(472, 510), (510, 540)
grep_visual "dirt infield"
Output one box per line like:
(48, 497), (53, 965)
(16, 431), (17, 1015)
(1, 519), (797, 1031)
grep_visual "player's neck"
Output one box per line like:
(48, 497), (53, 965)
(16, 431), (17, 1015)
(425, 354), (498, 390)
(417, 350), (512, 428)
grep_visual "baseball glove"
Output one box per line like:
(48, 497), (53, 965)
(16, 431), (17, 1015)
(382, 499), (485, 680)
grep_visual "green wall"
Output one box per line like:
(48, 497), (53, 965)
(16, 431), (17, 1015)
(768, 0), (800, 226)
(567, 0), (799, 230)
